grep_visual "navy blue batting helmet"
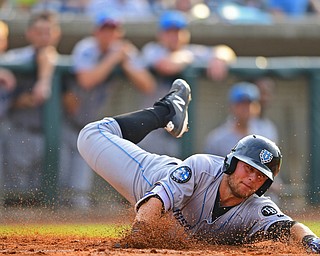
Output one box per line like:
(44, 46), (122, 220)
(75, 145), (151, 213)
(223, 134), (282, 196)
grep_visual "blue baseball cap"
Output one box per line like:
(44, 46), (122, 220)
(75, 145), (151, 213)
(229, 82), (260, 103)
(159, 11), (188, 30)
(94, 11), (122, 28)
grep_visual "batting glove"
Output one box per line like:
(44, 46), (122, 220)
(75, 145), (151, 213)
(303, 235), (320, 253)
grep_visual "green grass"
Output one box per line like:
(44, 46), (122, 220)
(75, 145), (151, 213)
(0, 221), (319, 238)
(301, 221), (320, 236)
(0, 223), (130, 238)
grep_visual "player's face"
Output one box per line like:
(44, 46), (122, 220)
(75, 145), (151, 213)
(227, 161), (268, 198)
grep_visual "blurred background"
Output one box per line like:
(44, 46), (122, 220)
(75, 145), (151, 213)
(0, 0), (319, 221)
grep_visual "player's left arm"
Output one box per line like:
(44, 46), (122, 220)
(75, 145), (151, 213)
(290, 222), (320, 253)
(132, 196), (164, 233)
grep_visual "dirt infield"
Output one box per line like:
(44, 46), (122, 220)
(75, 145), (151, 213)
(1, 234), (311, 255)
(1, 205), (319, 256)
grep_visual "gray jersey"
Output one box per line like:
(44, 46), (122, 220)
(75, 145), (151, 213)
(3, 46), (42, 130)
(78, 117), (292, 244)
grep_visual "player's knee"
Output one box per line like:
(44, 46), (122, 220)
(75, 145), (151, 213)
(77, 122), (93, 157)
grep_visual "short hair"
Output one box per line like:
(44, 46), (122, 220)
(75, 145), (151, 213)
(28, 11), (59, 28)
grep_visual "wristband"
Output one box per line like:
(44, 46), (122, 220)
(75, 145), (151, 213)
(302, 235), (317, 246)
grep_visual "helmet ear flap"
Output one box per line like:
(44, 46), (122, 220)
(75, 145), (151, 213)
(224, 156), (238, 175)
(256, 179), (273, 196)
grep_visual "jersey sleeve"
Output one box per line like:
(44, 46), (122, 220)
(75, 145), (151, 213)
(241, 196), (293, 243)
(72, 38), (99, 72)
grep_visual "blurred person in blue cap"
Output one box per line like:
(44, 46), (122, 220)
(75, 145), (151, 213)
(58, 9), (155, 209)
(204, 82), (264, 157)
(138, 10), (236, 158)
(159, 10), (188, 30)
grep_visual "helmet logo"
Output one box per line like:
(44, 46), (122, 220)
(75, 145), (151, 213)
(260, 149), (273, 164)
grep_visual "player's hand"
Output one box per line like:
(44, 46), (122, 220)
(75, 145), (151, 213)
(304, 236), (320, 253)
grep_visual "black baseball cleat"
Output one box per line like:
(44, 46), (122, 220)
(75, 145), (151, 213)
(155, 79), (192, 138)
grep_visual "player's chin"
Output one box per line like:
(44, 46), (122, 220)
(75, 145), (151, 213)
(232, 188), (253, 199)
(238, 184), (255, 197)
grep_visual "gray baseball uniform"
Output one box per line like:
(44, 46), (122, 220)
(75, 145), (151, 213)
(2, 46), (44, 192)
(78, 117), (292, 244)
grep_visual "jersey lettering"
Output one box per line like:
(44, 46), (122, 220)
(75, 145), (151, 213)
(173, 209), (191, 231)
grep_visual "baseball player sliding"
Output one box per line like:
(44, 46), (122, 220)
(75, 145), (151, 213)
(78, 79), (320, 252)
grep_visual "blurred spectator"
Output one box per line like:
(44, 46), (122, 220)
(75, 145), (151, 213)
(267, 0), (314, 18)
(0, 0), (7, 9)
(0, 20), (16, 202)
(251, 76), (278, 143)
(205, 0), (269, 13)
(309, 0), (320, 14)
(0, 20), (8, 52)
(14, 0), (38, 11)
(175, 0), (193, 13)
(2, 11), (61, 204)
(212, 1), (272, 24)
(59, 11), (155, 209)
(252, 76), (282, 205)
(32, 0), (89, 14)
(204, 82), (261, 157)
(0, 20), (16, 124)
(138, 10), (236, 157)
(148, 0), (169, 15)
(86, 0), (153, 20)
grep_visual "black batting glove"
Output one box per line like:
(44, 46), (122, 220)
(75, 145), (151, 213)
(303, 235), (320, 253)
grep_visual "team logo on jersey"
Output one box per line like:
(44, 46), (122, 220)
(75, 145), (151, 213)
(260, 149), (273, 164)
(261, 205), (278, 216)
(170, 166), (192, 183)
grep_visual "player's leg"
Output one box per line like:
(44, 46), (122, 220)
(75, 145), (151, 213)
(77, 79), (191, 204)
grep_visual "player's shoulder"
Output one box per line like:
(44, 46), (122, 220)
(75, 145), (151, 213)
(244, 195), (291, 221)
(185, 153), (224, 163)
(183, 154), (224, 176)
